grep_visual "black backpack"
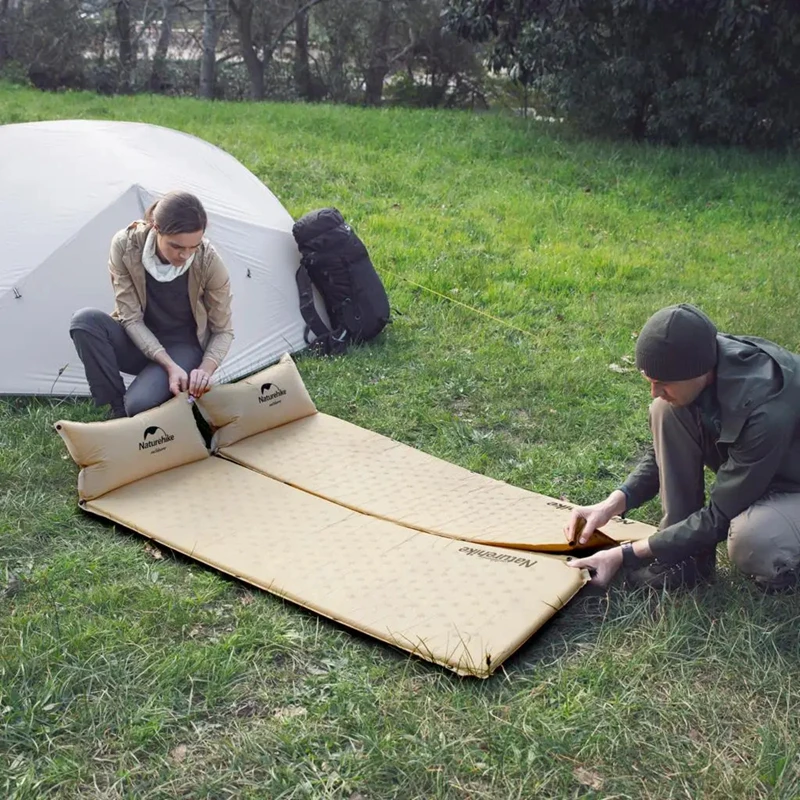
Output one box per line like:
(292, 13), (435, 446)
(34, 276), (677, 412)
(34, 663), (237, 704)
(292, 207), (390, 355)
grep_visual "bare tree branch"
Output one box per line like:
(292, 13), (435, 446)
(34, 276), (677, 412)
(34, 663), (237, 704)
(265, 0), (331, 58)
(388, 30), (416, 66)
(215, 50), (238, 64)
(131, 0), (163, 47)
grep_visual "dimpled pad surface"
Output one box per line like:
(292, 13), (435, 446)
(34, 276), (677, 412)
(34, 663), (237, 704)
(86, 457), (587, 677)
(220, 413), (655, 551)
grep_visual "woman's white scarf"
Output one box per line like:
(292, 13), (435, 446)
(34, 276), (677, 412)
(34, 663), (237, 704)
(142, 227), (196, 282)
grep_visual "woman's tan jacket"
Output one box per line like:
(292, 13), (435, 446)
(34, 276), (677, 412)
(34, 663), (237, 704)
(108, 222), (234, 367)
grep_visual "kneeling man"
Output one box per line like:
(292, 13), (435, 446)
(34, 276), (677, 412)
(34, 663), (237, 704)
(567, 303), (800, 592)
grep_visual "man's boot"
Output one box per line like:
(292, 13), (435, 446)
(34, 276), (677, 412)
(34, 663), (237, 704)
(752, 570), (799, 594)
(626, 547), (717, 591)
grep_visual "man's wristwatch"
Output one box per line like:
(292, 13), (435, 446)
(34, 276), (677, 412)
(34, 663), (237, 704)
(621, 542), (644, 569)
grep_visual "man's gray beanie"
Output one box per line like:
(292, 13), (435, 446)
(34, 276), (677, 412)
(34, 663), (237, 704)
(635, 303), (718, 382)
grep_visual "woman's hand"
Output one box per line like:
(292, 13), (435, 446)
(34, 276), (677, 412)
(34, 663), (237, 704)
(167, 364), (189, 396)
(568, 547), (624, 588)
(188, 368), (213, 398)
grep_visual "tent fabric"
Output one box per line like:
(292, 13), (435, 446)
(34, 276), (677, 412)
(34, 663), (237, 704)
(0, 119), (310, 396)
(218, 412), (656, 552)
(83, 456), (588, 677)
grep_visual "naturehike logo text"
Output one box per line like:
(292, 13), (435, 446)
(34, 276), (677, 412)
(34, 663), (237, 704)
(139, 426), (175, 453)
(259, 382), (287, 405)
(459, 546), (537, 569)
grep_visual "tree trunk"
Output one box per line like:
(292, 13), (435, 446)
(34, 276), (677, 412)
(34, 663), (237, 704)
(233, 0), (264, 99)
(329, 44), (346, 101)
(363, 65), (386, 106)
(115, 0), (134, 93)
(149, 0), (178, 92)
(294, 10), (312, 100)
(364, 0), (391, 106)
(0, 0), (10, 66)
(199, 0), (217, 99)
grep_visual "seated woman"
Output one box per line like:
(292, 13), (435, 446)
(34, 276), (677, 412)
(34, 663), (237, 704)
(70, 191), (234, 418)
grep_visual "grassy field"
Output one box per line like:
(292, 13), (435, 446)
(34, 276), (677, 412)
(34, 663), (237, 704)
(3, 83), (800, 799)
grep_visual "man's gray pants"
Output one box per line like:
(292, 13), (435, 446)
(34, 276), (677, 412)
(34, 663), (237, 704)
(70, 308), (203, 417)
(651, 397), (800, 583)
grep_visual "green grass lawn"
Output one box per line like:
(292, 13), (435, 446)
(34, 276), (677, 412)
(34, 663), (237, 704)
(3, 84), (800, 798)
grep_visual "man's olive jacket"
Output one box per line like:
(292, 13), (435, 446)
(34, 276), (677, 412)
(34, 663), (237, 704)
(621, 334), (800, 563)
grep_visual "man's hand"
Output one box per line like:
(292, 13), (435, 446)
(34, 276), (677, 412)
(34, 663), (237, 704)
(568, 547), (624, 588)
(167, 364), (189, 396)
(188, 368), (213, 398)
(564, 490), (627, 546)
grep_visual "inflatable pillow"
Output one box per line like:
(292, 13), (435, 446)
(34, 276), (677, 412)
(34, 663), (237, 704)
(56, 395), (209, 501)
(196, 353), (317, 449)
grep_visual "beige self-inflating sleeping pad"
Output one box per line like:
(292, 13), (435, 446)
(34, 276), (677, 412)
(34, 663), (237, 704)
(218, 413), (653, 552)
(84, 457), (587, 677)
(195, 356), (652, 554)
(57, 358), (655, 677)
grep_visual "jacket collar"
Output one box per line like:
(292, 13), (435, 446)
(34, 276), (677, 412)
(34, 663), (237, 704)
(714, 334), (793, 444)
(120, 222), (204, 329)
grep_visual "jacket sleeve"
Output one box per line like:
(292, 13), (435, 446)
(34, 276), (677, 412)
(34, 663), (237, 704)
(649, 405), (794, 563)
(108, 232), (165, 360)
(619, 444), (660, 511)
(201, 246), (234, 368)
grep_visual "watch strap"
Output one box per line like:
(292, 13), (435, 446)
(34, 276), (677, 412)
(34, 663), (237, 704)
(621, 541), (642, 569)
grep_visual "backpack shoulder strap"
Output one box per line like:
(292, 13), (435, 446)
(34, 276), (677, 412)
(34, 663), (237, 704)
(295, 260), (331, 343)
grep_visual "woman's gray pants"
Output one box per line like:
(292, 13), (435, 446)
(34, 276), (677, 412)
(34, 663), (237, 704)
(69, 308), (203, 417)
(651, 397), (800, 585)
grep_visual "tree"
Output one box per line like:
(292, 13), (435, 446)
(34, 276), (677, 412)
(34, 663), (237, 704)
(199, 0), (217, 98)
(1, 0), (94, 88)
(0, 0), (486, 107)
(229, 0), (331, 100)
(310, 0), (364, 102)
(114, 0), (134, 91)
(293, 8), (312, 99)
(387, 0), (486, 109)
(0, 0), (12, 66)
(363, 0), (392, 105)
(106, 0), (164, 93)
(148, 0), (180, 92)
(444, 0), (800, 146)
(308, 0), (483, 107)
(229, 0), (263, 98)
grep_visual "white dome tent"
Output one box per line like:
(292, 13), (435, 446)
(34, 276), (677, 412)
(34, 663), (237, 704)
(0, 119), (309, 396)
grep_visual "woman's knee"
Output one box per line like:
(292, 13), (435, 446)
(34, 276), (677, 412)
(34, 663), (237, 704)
(69, 307), (111, 334)
(124, 389), (166, 418)
(124, 366), (173, 417)
(728, 497), (800, 581)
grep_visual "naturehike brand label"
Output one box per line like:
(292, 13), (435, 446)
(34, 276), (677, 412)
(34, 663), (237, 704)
(459, 546), (537, 569)
(259, 382), (287, 406)
(139, 425), (175, 454)
(546, 500), (573, 512)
